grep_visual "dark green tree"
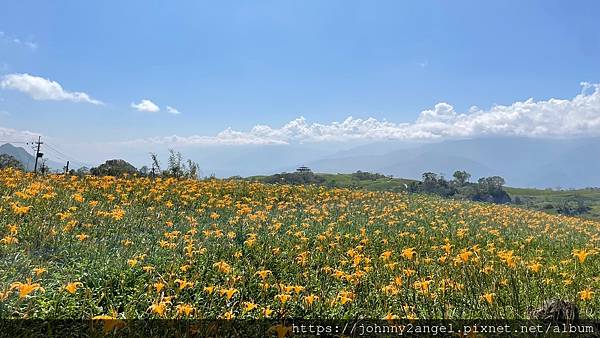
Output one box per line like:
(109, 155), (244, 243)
(75, 166), (90, 176)
(473, 176), (511, 204)
(453, 170), (471, 186)
(0, 154), (25, 170)
(90, 159), (137, 176)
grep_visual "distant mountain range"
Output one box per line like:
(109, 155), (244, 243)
(194, 137), (600, 189)
(3, 138), (599, 188)
(0, 143), (64, 171)
(303, 138), (600, 189)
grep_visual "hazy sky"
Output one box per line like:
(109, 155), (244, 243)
(1, 0), (600, 165)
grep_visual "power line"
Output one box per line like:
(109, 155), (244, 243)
(44, 143), (76, 160)
(42, 146), (69, 162)
(2, 138), (91, 170)
(1, 139), (80, 162)
(44, 142), (89, 166)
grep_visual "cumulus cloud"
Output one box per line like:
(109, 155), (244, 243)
(166, 106), (181, 115)
(0, 73), (102, 104)
(123, 82), (600, 146)
(131, 99), (160, 113)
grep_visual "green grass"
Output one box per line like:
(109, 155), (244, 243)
(318, 173), (415, 191)
(248, 173), (600, 220)
(506, 187), (600, 220)
(247, 173), (416, 192)
(2, 169), (600, 321)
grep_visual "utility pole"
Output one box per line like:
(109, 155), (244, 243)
(64, 161), (70, 174)
(33, 136), (43, 174)
(40, 159), (47, 175)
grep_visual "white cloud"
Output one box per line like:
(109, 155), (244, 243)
(0, 73), (102, 105)
(124, 82), (600, 146)
(131, 99), (160, 113)
(0, 125), (40, 141)
(166, 106), (181, 115)
(124, 129), (289, 146)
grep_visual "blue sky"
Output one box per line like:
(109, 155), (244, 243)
(1, 0), (600, 165)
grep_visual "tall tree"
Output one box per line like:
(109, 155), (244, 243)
(453, 170), (471, 186)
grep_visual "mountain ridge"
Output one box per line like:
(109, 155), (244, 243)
(0, 143), (64, 171)
(302, 137), (600, 189)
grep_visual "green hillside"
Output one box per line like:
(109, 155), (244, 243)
(0, 143), (36, 171)
(319, 173), (416, 191)
(248, 171), (600, 220)
(506, 186), (600, 220)
(247, 172), (416, 192)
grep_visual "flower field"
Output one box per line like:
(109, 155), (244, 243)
(0, 168), (598, 319)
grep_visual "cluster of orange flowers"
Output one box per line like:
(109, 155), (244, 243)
(0, 168), (598, 320)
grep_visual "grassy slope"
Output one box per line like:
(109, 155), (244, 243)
(2, 169), (600, 320)
(506, 187), (600, 220)
(248, 173), (600, 220)
(319, 173), (416, 191)
(247, 173), (417, 192)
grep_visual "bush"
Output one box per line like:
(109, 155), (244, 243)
(351, 171), (388, 181)
(556, 200), (592, 216)
(263, 172), (326, 185)
(90, 159), (137, 177)
(410, 171), (511, 204)
(0, 154), (25, 171)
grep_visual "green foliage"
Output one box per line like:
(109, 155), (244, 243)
(556, 200), (592, 216)
(74, 166), (90, 177)
(453, 170), (471, 186)
(255, 170), (598, 219)
(414, 172), (457, 197)
(254, 171), (413, 191)
(1, 170), (599, 320)
(0, 154), (24, 171)
(351, 170), (389, 181)
(409, 171), (511, 204)
(150, 150), (200, 179)
(166, 149), (184, 178)
(90, 159), (138, 177)
(470, 176), (511, 204)
(506, 187), (600, 220)
(263, 171), (326, 185)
